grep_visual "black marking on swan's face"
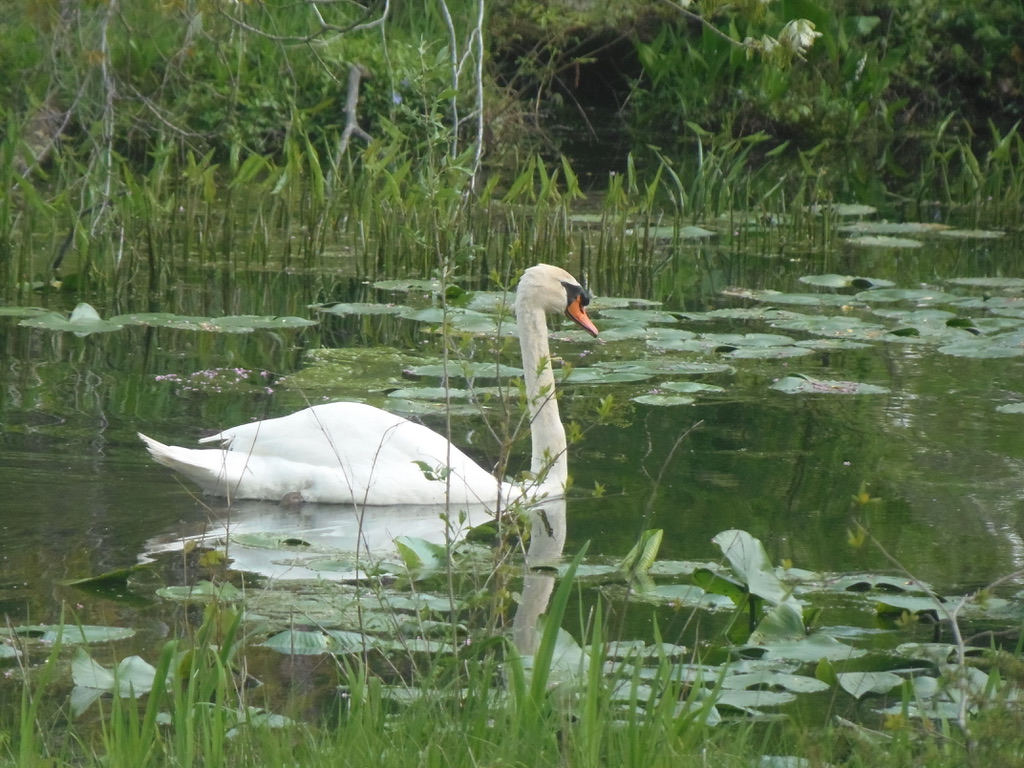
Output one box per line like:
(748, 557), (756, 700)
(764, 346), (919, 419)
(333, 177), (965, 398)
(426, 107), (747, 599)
(561, 281), (591, 310)
(561, 279), (599, 337)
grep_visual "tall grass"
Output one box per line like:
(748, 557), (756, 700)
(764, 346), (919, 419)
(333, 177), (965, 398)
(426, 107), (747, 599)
(8, 569), (1019, 768)
(2, 554), (735, 768)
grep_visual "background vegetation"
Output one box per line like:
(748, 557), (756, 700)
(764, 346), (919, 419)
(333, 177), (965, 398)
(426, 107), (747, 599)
(3, 0), (1023, 191)
(2, 0), (1022, 304)
(3, 3), (1024, 767)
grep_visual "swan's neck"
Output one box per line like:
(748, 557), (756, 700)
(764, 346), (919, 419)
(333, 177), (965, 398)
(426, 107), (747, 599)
(517, 303), (567, 489)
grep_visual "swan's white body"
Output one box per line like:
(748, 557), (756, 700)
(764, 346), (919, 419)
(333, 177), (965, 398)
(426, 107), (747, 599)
(140, 264), (598, 507)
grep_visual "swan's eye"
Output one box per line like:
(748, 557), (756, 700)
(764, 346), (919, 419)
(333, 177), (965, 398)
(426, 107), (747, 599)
(561, 281), (590, 308)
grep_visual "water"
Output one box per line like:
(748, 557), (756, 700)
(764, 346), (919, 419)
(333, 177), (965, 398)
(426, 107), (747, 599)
(2, 225), (1024, 664)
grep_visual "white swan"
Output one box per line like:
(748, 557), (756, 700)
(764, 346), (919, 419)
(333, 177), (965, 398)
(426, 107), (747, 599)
(139, 264), (599, 507)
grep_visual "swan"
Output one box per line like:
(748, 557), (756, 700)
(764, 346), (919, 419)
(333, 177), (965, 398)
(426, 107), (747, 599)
(139, 264), (599, 507)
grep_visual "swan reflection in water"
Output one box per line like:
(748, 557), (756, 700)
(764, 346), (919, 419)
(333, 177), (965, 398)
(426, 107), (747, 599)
(142, 496), (567, 655)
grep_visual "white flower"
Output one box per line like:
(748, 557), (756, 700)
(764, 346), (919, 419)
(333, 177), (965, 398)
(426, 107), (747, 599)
(743, 35), (780, 59)
(779, 19), (822, 56)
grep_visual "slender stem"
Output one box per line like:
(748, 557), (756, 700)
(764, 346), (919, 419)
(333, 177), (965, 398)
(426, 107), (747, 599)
(438, 0), (460, 158)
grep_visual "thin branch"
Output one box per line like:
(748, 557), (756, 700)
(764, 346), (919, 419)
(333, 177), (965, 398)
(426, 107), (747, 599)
(219, 0), (389, 44)
(437, 0), (461, 158)
(338, 64), (372, 152)
(467, 0), (486, 188)
(328, 63), (373, 187)
(658, 0), (751, 49)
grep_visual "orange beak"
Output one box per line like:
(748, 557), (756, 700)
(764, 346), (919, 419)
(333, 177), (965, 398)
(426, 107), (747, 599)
(565, 295), (599, 337)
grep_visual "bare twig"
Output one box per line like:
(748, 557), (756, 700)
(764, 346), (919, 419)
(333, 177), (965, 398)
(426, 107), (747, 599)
(658, 0), (751, 49)
(337, 63), (373, 156)
(220, 0), (390, 43)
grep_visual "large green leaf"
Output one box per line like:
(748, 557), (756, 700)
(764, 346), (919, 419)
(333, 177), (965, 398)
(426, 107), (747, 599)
(712, 530), (801, 609)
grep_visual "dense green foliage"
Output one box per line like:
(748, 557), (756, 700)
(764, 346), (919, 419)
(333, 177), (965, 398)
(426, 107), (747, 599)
(631, 0), (1024, 143)
(3, 0), (1023, 185)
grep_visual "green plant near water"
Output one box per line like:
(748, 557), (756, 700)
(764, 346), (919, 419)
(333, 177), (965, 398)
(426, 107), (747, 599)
(6, 0), (1024, 310)
(7, 522), (1024, 768)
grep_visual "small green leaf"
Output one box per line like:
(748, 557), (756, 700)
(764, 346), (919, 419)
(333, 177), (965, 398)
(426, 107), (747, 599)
(394, 536), (449, 571)
(156, 581), (241, 601)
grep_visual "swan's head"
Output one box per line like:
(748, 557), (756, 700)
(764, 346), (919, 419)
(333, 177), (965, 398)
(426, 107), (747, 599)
(517, 264), (599, 337)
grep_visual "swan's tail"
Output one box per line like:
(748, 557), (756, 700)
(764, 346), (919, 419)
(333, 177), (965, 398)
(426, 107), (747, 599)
(138, 432), (233, 496)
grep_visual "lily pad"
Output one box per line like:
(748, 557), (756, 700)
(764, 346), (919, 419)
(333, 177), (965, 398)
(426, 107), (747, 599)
(385, 387), (502, 402)
(727, 346), (815, 359)
(558, 369), (651, 385)
(2, 624), (135, 644)
(769, 315), (888, 340)
(156, 580), (242, 601)
(0, 306), (55, 318)
(631, 394), (696, 406)
(598, 325), (684, 341)
(815, 203), (878, 217)
(646, 338), (717, 353)
(596, 308), (680, 324)
(792, 339), (873, 350)
(937, 340), (1024, 358)
(318, 302), (405, 316)
(723, 289), (864, 307)
(874, 593), (947, 618)
(20, 303), (124, 335)
(838, 221), (950, 235)
(627, 224), (716, 239)
(851, 288), (958, 304)
(404, 362), (524, 380)
(597, 360), (733, 376)
(464, 291), (513, 313)
(400, 307), (496, 333)
(742, 633), (867, 663)
(871, 308), (958, 323)
(373, 278), (441, 294)
(722, 670), (830, 694)
(947, 277), (1024, 290)
(770, 376), (889, 395)
(837, 671), (904, 699)
(827, 574), (924, 593)
(845, 235), (923, 249)
(71, 648), (163, 715)
(698, 308), (806, 322)
(798, 274), (895, 289)
(590, 296), (664, 310)
(206, 315), (317, 331)
(937, 229), (1005, 239)
(716, 688), (796, 711)
(713, 530), (800, 609)
(261, 629), (343, 655)
(679, 225), (717, 239)
(109, 312), (213, 330)
(659, 382), (726, 393)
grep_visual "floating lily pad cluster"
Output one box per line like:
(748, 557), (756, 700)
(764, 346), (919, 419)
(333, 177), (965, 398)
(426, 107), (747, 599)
(839, 219), (1004, 250)
(5, 248), (1023, 414)
(33, 527), (1023, 726)
(12, 303), (317, 335)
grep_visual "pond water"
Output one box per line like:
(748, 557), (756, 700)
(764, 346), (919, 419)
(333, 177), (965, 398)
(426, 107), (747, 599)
(2, 217), (1024, 719)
